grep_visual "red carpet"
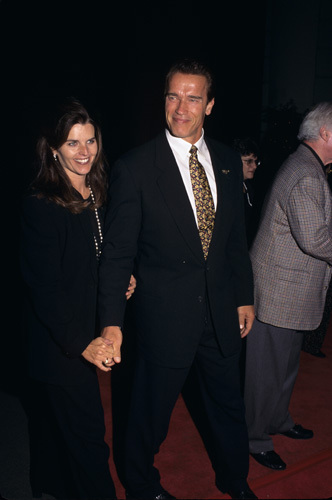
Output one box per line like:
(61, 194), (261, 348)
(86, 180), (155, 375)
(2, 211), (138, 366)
(98, 326), (332, 499)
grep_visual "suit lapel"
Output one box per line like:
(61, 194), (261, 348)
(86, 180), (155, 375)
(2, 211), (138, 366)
(155, 133), (204, 262)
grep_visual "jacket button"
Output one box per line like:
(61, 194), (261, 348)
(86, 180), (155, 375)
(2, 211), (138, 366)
(198, 296), (203, 303)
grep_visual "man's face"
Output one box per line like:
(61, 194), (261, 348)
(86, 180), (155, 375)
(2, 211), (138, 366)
(242, 154), (259, 181)
(323, 128), (332, 165)
(165, 72), (214, 144)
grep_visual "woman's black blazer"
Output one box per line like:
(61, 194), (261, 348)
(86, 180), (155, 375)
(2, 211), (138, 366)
(20, 193), (99, 386)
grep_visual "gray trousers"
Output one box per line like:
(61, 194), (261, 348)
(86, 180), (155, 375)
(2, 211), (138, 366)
(244, 318), (303, 453)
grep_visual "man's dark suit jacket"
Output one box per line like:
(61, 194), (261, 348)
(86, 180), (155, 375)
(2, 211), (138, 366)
(20, 194), (99, 386)
(99, 132), (254, 368)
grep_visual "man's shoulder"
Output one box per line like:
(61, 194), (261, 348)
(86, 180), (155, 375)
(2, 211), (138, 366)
(276, 144), (324, 185)
(205, 136), (235, 155)
(282, 143), (320, 170)
(117, 132), (167, 164)
(205, 136), (242, 170)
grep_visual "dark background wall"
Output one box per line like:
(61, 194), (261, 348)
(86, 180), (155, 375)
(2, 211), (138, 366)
(3, 0), (332, 167)
(3, 0), (267, 178)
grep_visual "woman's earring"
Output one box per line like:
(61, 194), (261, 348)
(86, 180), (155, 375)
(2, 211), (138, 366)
(53, 153), (58, 161)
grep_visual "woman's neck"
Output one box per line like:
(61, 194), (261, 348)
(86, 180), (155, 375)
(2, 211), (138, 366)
(72, 179), (90, 199)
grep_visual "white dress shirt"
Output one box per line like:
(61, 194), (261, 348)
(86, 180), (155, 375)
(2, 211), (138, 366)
(165, 129), (217, 226)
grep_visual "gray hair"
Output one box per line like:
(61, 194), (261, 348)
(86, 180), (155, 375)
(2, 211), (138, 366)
(298, 102), (332, 141)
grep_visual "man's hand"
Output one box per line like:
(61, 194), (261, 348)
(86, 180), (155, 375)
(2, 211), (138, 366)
(237, 305), (255, 338)
(101, 326), (123, 365)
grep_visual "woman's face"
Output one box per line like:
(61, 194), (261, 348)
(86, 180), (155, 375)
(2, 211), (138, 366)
(53, 123), (98, 184)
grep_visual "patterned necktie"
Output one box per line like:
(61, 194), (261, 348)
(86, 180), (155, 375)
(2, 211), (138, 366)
(189, 145), (215, 259)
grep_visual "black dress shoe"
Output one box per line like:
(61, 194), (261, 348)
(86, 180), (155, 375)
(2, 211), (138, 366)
(227, 487), (258, 499)
(303, 349), (326, 358)
(312, 349), (326, 358)
(251, 450), (286, 470)
(280, 424), (313, 439)
(126, 489), (176, 499)
(155, 492), (176, 500)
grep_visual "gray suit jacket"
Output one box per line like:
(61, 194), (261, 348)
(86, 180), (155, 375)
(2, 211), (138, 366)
(250, 143), (332, 330)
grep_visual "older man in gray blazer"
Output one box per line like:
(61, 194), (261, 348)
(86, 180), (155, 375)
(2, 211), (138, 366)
(245, 102), (332, 470)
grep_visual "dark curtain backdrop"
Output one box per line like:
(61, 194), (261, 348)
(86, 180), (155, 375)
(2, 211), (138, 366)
(3, 0), (267, 179)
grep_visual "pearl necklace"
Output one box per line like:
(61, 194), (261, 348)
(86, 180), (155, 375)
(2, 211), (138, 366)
(88, 185), (103, 259)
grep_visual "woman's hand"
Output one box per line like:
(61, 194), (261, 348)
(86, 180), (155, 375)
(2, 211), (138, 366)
(126, 275), (136, 300)
(82, 337), (115, 371)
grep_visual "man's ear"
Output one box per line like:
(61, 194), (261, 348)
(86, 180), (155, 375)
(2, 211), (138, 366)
(205, 98), (215, 116)
(320, 126), (331, 142)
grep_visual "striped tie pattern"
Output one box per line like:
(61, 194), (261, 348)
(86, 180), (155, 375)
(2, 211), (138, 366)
(189, 145), (215, 259)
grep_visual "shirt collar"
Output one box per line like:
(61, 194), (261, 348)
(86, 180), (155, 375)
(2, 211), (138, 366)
(165, 128), (205, 156)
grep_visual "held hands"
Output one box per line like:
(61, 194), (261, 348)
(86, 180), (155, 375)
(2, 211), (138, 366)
(82, 337), (115, 372)
(92, 275), (133, 370)
(101, 326), (123, 366)
(237, 305), (255, 338)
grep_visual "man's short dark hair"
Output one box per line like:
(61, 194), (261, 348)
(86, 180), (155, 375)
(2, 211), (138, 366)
(164, 59), (215, 103)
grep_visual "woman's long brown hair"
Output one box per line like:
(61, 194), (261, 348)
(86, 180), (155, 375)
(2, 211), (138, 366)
(32, 99), (108, 213)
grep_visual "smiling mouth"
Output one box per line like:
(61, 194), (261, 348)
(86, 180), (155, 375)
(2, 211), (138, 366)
(75, 158), (90, 164)
(173, 116), (189, 123)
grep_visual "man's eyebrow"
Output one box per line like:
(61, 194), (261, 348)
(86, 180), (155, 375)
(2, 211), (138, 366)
(166, 92), (203, 100)
(188, 95), (203, 100)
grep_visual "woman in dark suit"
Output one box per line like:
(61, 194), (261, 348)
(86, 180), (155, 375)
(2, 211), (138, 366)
(20, 99), (134, 500)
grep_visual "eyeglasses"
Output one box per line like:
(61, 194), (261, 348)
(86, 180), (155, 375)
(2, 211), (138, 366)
(242, 158), (261, 166)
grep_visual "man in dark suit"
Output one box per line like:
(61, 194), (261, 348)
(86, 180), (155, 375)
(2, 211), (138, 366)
(98, 59), (256, 500)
